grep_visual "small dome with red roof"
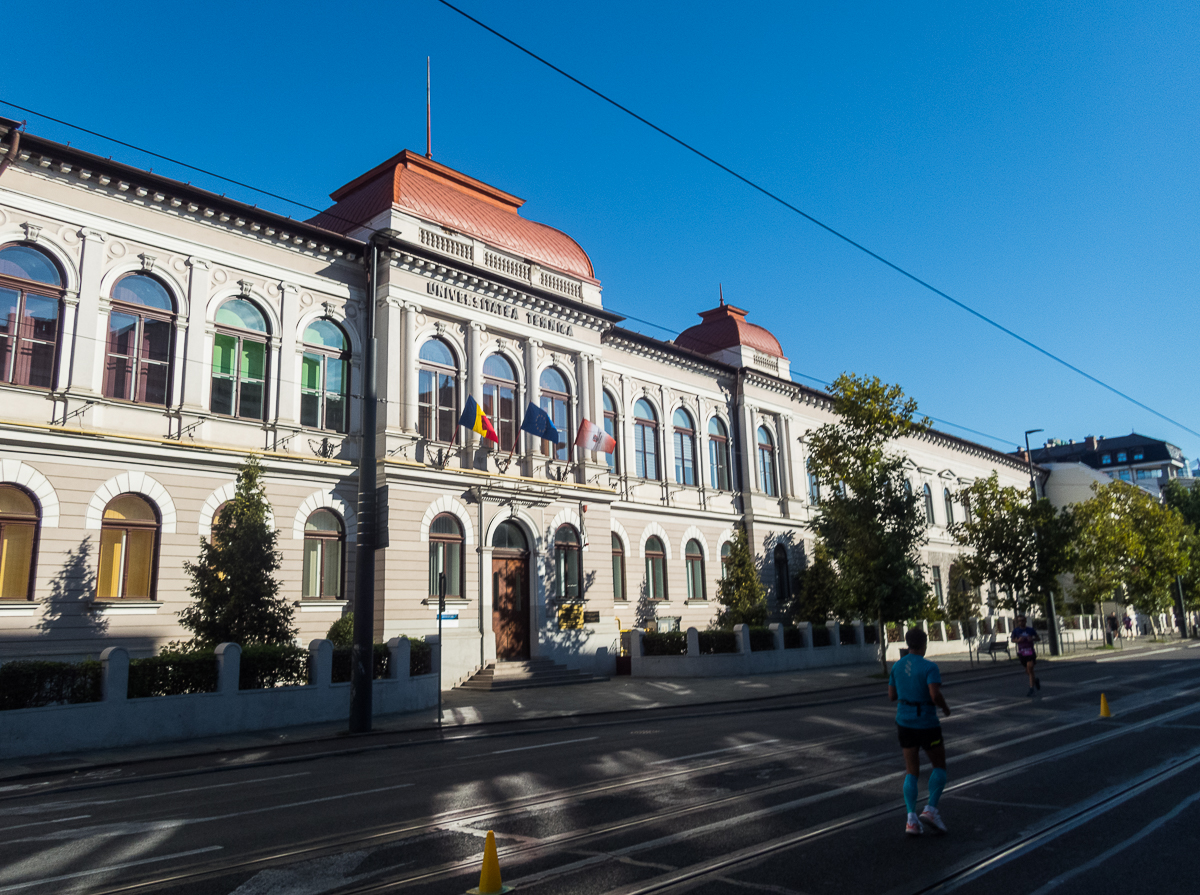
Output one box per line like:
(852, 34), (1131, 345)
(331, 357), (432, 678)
(675, 299), (786, 360)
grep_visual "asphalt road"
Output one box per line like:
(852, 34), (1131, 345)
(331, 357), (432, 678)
(3, 645), (1200, 895)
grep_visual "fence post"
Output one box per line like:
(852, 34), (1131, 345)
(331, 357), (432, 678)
(100, 647), (128, 702)
(853, 620), (865, 648)
(215, 642), (241, 695)
(387, 637), (411, 680)
(798, 621), (813, 650)
(734, 623), (750, 654)
(308, 639), (332, 688)
(769, 622), (784, 651)
(686, 626), (700, 657)
(829, 621), (841, 650)
(629, 628), (644, 658)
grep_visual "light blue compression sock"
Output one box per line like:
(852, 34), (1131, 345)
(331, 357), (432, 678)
(928, 768), (947, 809)
(903, 774), (918, 814)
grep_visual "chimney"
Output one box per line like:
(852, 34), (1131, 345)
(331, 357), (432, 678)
(1085, 436), (1097, 451)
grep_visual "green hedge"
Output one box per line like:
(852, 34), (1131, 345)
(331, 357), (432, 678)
(811, 625), (832, 647)
(699, 630), (738, 654)
(783, 626), (803, 649)
(0, 659), (102, 711)
(129, 652), (218, 698)
(239, 644), (309, 690)
(863, 625), (879, 644)
(409, 638), (432, 676)
(330, 644), (389, 683)
(748, 627), (776, 651)
(643, 631), (688, 656)
(839, 625), (858, 646)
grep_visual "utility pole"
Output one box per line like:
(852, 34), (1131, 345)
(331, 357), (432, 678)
(1024, 429), (1060, 657)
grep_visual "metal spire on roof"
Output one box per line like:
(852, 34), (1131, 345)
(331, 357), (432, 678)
(719, 283), (724, 306)
(426, 57), (433, 160)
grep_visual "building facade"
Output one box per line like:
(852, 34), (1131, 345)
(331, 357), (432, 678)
(1025, 433), (1192, 499)
(0, 118), (1032, 681)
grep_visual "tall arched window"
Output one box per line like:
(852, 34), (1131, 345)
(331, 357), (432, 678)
(554, 525), (581, 599)
(923, 484), (935, 525)
(943, 488), (955, 526)
(720, 541), (732, 579)
(428, 513), (463, 598)
(774, 544), (790, 607)
(301, 319), (350, 434)
(0, 485), (39, 601)
(633, 399), (659, 480)
(97, 494), (159, 600)
(212, 298), (269, 420)
(708, 418), (730, 491)
(611, 533), (626, 601)
(807, 458), (821, 505)
(602, 391), (619, 473)
(645, 536), (667, 601)
(539, 368), (571, 460)
(685, 539), (706, 601)
(0, 244), (64, 390)
(105, 274), (175, 405)
(483, 354), (518, 451)
(492, 520), (527, 551)
(418, 339), (458, 443)
(963, 494), (973, 523)
(673, 409), (696, 486)
(303, 509), (344, 599)
(757, 426), (777, 496)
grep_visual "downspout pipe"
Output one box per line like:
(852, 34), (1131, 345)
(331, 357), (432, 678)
(0, 127), (22, 180)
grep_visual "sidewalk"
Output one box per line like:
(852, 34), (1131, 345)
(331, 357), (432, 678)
(0, 639), (1177, 783)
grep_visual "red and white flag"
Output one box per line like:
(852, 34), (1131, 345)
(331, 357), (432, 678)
(574, 419), (616, 453)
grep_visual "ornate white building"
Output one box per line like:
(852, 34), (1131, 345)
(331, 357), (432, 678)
(0, 118), (1032, 682)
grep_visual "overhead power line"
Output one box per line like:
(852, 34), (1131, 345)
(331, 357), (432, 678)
(431, 0), (1200, 442)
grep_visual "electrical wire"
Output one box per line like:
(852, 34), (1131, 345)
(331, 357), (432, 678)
(431, 0), (1200, 442)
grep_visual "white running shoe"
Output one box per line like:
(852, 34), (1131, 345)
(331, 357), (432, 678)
(906, 812), (924, 836)
(920, 805), (948, 834)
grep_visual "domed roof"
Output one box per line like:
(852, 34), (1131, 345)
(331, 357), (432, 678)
(674, 300), (785, 359)
(308, 150), (595, 282)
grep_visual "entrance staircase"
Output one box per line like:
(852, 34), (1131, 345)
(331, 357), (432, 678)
(457, 657), (607, 691)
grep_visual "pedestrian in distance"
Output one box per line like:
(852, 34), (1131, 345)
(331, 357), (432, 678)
(1122, 614), (1133, 638)
(1011, 614), (1041, 696)
(889, 627), (951, 836)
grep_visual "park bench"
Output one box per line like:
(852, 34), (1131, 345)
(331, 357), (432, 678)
(977, 632), (1011, 661)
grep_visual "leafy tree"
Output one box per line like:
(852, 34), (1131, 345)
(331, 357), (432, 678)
(713, 524), (767, 628)
(327, 613), (355, 647)
(805, 374), (932, 672)
(1073, 480), (1191, 625)
(176, 455), (295, 650)
(1163, 480), (1200, 614)
(943, 560), (981, 628)
(786, 543), (841, 624)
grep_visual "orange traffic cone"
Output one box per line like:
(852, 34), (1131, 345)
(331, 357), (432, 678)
(467, 830), (513, 894)
(1100, 693), (1112, 718)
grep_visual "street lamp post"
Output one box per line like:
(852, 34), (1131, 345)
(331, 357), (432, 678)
(1024, 428), (1061, 657)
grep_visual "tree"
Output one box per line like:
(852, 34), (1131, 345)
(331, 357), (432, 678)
(786, 543), (841, 624)
(943, 560), (981, 629)
(176, 455), (295, 650)
(1163, 480), (1200, 618)
(713, 524), (768, 628)
(805, 374), (932, 672)
(1073, 480), (1191, 627)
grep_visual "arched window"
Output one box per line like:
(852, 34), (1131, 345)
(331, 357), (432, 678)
(539, 368), (571, 460)
(0, 244), (64, 390)
(757, 427), (777, 496)
(428, 513), (463, 598)
(105, 274), (175, 405)
(303, 509), (344, 599)
(97, 494), (159, 600)
(923, 484), (935, 525)
(301, 319), (350, 434)
(774, 544), (790, 606)
(419, 339), (458, 443)
(673, 409), (696, 486)
(611, 533), (626, 601)
(807, 458), (821, 505)
(492, 520), (527, 551)
(0, 485), (39, 601)
(633, 399), (659, 480)
(554, 525), (582, 599)
(903, 479), (913, 498)
(720, 541), (732, 579)
(963, 494), (973, 523)
(212, 298), (269, 420)
(708, 418), (730, 491)
(483, 354), (518, 451)
(685, 539), (705, 601)
(645, 536), (667, 601)
(602, 391), (619, 473)
(943, 488), (955, 526)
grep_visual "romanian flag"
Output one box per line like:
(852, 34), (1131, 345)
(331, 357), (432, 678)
(459, 396), (499, 443)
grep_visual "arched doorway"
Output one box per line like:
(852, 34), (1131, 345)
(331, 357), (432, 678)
(491, 521), (530, 660)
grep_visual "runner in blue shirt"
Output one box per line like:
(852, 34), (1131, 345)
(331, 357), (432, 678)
(1011, 614), (1041, 696)
(888, 627), (951, 835)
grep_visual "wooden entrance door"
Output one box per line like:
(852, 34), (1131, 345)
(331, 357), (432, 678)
(492, 553), (530, 660)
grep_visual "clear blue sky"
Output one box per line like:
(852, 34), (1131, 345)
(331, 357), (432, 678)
(5, 1), (1198, 463)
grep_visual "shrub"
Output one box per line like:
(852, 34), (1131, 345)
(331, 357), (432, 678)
(946, 621), (961, 640)
(409, 638), (433, 676)
(0, 659), (102, 711)
(929, 623), (944, 642)
(643, 631), (688, 656)
(838, 624), (857, 646)
(239, 643), (309, 689)
(330, 644), (389, 683)
(326, 613), (355, 647)
(863, 624), (879, 644)
(699, 630), (738, 654)
(749, 627), (776, 651)
(129, 652), (218, 698)
(783, 626), (803, 649)
(811, 625), (832, 647)
(886, 623), (903, 643)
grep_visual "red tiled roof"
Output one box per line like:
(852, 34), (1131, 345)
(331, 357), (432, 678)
(308, 151), (595, 282)
(674, 302), (785, 359)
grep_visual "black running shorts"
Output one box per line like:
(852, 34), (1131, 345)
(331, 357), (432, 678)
(897, 724), (944, 750)
(1019, 654), (1036, 667)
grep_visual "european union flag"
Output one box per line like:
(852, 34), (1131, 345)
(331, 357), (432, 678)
(520, 402), (560, 443)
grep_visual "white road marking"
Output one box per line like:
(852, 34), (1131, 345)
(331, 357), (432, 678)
(1096, 647), (1179, 662)
(1076, 676), (1114, 685)
(0, 846), (222, 893)
(650, 740), (781, 765)
(0, 815), (90, 833)
(487, 737), (599, 756)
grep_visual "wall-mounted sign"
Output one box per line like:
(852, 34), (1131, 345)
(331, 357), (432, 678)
(583, 611), (600, 624)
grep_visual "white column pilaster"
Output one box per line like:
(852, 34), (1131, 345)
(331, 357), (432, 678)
(182, 257), (211, 411)
(67, 228), (106, 394)
(276, 282), (299, 427)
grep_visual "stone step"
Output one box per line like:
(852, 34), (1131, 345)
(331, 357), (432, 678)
(456, 659), (607, 691)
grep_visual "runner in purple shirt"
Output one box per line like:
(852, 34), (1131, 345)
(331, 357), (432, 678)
(1011, 614), (1041, 696)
